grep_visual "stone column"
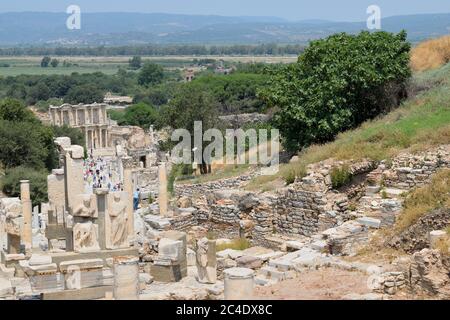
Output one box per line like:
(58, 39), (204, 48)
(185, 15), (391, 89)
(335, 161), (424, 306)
(94, 188), (109, 250)
(223, 268), (254, 300)
(158, 162), (168, 217)
(122, 157), (134, 243)
(20, 180), (32, 254)
(99, 128), (103, 149)
(105, 129), (109, 148)
(85, 129), (89, 150)
(84, 107), (89, 124)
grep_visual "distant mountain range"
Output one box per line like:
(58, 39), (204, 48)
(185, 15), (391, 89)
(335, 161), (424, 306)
(0, 12), (449, 46)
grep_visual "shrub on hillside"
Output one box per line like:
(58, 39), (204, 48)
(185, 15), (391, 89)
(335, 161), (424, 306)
(262, 31), (411, 152)
(330, 165), (352, 189)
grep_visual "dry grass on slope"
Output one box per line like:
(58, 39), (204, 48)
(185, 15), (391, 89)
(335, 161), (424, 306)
(394, 169), (450, 233)
(411, 35), (450, 72)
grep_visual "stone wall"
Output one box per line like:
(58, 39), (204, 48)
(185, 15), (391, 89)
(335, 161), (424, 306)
(388, 208), (450, 253)
(174, 173), (256, 198)
(173, 145), (450, 247)
(378, 145), (450, 189)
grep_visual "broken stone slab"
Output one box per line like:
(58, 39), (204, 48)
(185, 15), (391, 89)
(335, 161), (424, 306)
(380, 199), (403, 213)
(310, 240), (328, 252)
(59, 259), (104, 273)
(384, 188), (407, 199)
(285, 240), (306, 251)
(255, 251), (285, 262)
(236, 256), (263, 269)
(29, 254), (52, 266)
(68, 145), (84, 159)
(254, 275), (277, 286)
(291, 248), (327, 268)
(207, 283), (224, 296)
(139, 273), (154, 285)
(356, 217), (382, 229)
(4, 254), (26, 262)
(144, 215), (171, 230)
(216, 249), (244, 260)
(241, 246), (273, 257)
(158, 238), (184, 261)
(19, 260), (58, 276)
(259, 266), (296, 282)
(268, 251), (301, 271)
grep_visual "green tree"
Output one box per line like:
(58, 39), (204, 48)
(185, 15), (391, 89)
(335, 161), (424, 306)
(50, 58), (59, 68)
(262, 31), (411, 152)
(119, 102), (159, 129)
(129, 56), (142, 70)
(28, 82), (51, 104)
(0, 98), (37, 123)
(52, 125), (86, 149)
(41, 56), (51, 68)
(0, 99), (58, 170)
(0, 120), (50, 169)
(138, 62), (164, 86)
(64, 85), (105, 104)
(6, 84), (27, 100)
(1, 166), (49, 207)
(160, 83), (219, 174)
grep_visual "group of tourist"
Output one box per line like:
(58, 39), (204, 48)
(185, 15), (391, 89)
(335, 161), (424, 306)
(83, 155), (121, 192)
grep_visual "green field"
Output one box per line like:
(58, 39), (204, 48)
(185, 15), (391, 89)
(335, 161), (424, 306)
(0, 55), (296, 76)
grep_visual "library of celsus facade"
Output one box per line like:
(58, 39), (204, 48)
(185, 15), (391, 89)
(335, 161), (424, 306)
(49, 103), (113, 155)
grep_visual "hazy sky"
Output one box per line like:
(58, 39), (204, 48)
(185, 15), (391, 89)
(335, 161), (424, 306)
(1, 0), (450, 21)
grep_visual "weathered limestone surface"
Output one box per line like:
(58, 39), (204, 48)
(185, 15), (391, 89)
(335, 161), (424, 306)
(73, 222), (100, 253)
(106, 192), (129, 249)
(388, 208), (450, 253)
(196, 238), (217, 284)
(408, 249), (450, 298)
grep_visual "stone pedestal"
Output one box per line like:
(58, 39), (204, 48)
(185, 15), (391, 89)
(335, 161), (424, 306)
(223, 267), (254, 300)
(113, 256), (139, 300)
(151, 231), (188, 282)
(60, 259), (111, 290)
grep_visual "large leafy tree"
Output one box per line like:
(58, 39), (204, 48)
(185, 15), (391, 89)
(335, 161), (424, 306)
(114, 102), (159, 129)
(262, 31), (411, 152)
(129, 56), (142, 70)
(64, 84), (105, 104)
(160, 83), (220, 174)
(0, 98), (58, 170)
(138, 62), (164, 86)
(1, 166), (49, 207)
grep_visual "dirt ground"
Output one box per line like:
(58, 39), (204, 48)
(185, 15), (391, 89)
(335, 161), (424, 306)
(254, 268), (372, 300)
